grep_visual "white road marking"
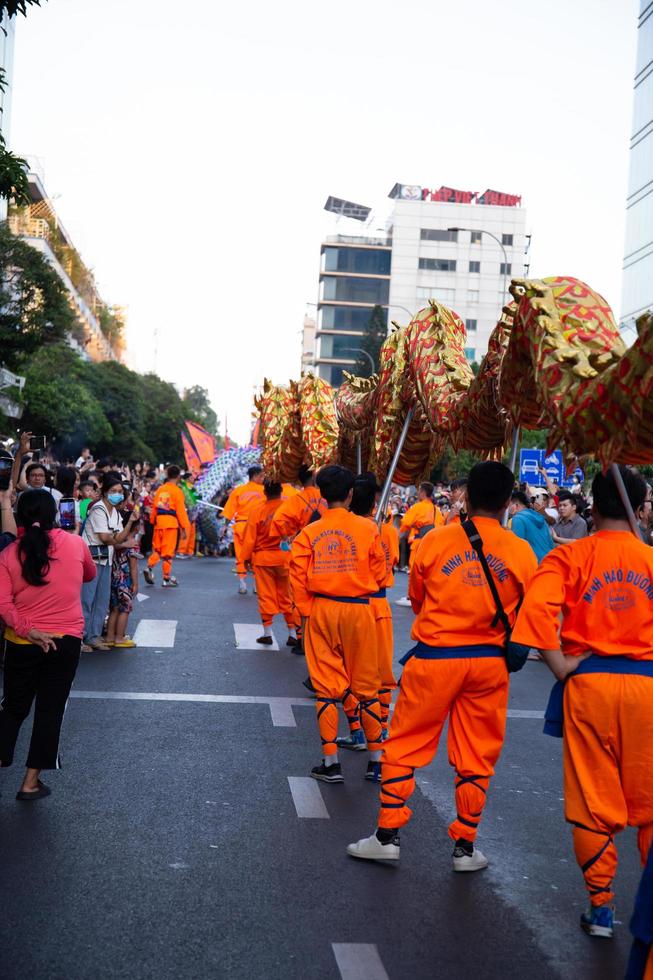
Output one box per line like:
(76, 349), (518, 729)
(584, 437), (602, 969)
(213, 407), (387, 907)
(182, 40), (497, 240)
(133, 619), (177, 648)
(287, 777), (330, 819)
(234, 623), (279, 651)
(332, 944), (389, 980)
(135, 593), (150, 602)
(69, 690), (313, 727)
(508, 709), (544, 719)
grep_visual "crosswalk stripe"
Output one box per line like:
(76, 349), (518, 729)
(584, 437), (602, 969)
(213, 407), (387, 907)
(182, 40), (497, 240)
(332, 944), (389, 980)
(287, 777), (330, 818)
(133, 619), (177, 648)
(234, 623), (279, 651)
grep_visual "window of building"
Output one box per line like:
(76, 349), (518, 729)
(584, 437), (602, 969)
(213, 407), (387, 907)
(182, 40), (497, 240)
(501, 234), (513, 246)
(499, 262), (512, 275)
(318, 333), (366, 360)
(318, 364), (345, 387)
(416, 286), (455, 302)
(467, 290), (479, 302)
(319, 306), (387, 332)
(469, 261), (480, 273)
(420, 228), (458, 242)
(418, 257), (457, 272)
(321, 275), (389, 305)
(470, 231), (482, 244)
(464, 348), (476, 361)
(322, 246), (391, 275)
(465, 318), (477, 332)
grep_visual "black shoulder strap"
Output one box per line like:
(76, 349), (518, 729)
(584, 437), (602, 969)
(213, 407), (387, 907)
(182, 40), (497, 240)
(461, 518), (511, 635)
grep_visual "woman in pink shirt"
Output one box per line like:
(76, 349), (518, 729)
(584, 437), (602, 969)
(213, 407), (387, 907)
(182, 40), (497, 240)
(0, 489), (95, 800)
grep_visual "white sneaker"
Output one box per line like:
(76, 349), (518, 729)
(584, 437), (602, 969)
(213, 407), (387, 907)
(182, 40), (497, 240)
(238, 583), (247, 595)
(347, 833), (400, 862)
(452, 845), (488, 872)
(395, 596), (412, 607)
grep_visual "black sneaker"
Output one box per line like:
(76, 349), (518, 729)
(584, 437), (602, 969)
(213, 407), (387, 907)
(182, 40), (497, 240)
(365, 761), (381, 782)
(286, 636), (299, 648)
(311, 762), (344, 783)
(256, 635), (274, 645)
(143, 568), (154, 586)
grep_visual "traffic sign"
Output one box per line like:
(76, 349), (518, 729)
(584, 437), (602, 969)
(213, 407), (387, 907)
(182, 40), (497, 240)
(518, 449), (583, 488)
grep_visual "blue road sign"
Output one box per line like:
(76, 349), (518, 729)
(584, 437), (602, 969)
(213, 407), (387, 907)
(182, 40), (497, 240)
(519, 449), (583, 488)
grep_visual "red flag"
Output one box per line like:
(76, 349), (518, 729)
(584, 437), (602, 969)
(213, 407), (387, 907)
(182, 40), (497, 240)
(250, 419), (260, 447)
(185, 421), (217, 467)
(181, 431), (201, 475)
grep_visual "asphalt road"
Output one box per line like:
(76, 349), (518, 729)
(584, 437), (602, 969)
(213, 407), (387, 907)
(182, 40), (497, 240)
(0, 557), (642, 980)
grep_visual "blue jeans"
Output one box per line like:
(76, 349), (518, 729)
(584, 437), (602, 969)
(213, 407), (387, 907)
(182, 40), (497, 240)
(82, 562), (111, 641)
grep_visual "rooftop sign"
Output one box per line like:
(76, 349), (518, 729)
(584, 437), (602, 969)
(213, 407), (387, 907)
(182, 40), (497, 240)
(388, 183), (521, 207)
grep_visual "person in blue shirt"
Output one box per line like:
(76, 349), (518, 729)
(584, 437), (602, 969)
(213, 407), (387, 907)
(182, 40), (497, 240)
(508, 491), (553, 564)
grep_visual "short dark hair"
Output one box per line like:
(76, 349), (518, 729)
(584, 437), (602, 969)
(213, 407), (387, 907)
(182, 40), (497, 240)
(56, 465), (77, 497)
(248, 465), (263, 479)
(25, 462), (47, 481)
(97, 458), (111, 469)
(556, 490), (578, 509)
(467, 462), (514, 512)
(451, 478), (468, 491)
(298, 464), (313, 486)
(592, 466), (646, 520)
(264, 480), (282, 499)
(419, 482), (434, 498)
(167, 464), (181, 479)
(511, 490), (531, 508)
(350, 480), (376, 517)
(316, 464), (354, 504)
(79, 480), (96, 493)
(101, 470), (124, 495)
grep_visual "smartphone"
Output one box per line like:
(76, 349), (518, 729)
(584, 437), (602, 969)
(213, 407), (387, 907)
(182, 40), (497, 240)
(0, 456), (12, 491)
(29, 435), (46, 451)
(59, 497), (76, 531)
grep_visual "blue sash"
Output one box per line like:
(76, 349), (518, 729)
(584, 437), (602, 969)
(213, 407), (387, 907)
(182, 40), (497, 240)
(544, 655), (653, 738)
(370, 588), (387, 599)
(314, 594), (370, 605)
(399, 642), (505, 666)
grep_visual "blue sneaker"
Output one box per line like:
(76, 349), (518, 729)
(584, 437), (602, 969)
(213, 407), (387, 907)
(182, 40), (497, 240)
(335, 730), (367, 751)
(580, 904), (614, 938)
(365, 761), (381, 782)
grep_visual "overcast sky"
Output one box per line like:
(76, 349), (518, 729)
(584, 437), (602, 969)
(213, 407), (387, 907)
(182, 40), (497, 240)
(11, 0), (638, 443)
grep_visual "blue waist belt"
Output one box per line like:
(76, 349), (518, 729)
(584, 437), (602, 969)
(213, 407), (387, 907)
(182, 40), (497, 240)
(370, 588), (387, 599)
(544, 654), (653, 739)
(157, 508), (177, 517)
(314, 594), (369, 605)
(399, 642), (505, 666)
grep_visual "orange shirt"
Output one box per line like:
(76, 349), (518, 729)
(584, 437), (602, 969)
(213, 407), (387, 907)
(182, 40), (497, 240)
(240, 498), (288, 567)
(282, 483), (299, 500)
(400, 499), (445, 543)
(150, 482), (190, 532)
(512, 530), (653, 659)
(290, 507), (387, 617)
(222, 481), (265, 524)
(270, 486), (326, 539)
(409, 516), (537, 647)
(380, 520), (399, 588)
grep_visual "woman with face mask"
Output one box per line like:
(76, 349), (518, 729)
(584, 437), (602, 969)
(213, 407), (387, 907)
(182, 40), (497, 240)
(81, 471), (139, 652)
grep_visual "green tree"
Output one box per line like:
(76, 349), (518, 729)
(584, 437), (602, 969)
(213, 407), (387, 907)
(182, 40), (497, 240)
(83, 360), (152, 461)
(141, 373), (188, 464)
(21, 342), (112, 452)
(353, 305), (388, 378)
(0, 224), (79, 369)
(0, 70), (30, 205)
(0, 1), (46, 16)
(182, 384), (218, 436)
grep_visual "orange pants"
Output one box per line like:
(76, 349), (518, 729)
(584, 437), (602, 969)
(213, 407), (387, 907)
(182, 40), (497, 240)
(304, 597), (382, 757)
(179, 521), (196, 555)
(233, 522), (248, 576)
(253, 564), (297, 629)
(147, 526), (179, 579)
(371, 597), (396, 729)
(563, 674), (653, 906)
(378, 655), (508, 837)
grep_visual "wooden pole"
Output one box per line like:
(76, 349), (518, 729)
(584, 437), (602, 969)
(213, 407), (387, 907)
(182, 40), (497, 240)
(376, 408), (414, 527)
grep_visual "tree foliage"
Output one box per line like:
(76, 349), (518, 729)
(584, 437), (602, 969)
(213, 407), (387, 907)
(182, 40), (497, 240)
(0, 1), (45, 17)
(0, 223), (79, 369)
(182, 384), (218, 436)
(353, 305), (388, 378)
(0, 70), (30, 205)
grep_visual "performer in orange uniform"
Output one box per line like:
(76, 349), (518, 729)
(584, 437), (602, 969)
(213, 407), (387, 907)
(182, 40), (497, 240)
(143, 465), (190, 588)
(290, 465), (387, 784)
(348, 462), (536, 865)
(338, 476), (399, 754)
(400, 482), (444, 557)
(510, 467), (653, 940)
(271, 464), (326, 541)
(240, 481), (299, 648)
(221, 465), (265, 594)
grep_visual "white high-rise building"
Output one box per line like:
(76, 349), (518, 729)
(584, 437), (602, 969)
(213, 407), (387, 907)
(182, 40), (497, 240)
(311, 183), (528, 385)
(622, 1), (653, 330)
(387, 183), (528, 362)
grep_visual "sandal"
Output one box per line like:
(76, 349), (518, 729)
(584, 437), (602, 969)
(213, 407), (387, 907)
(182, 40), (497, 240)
(16, 779), (51, 802)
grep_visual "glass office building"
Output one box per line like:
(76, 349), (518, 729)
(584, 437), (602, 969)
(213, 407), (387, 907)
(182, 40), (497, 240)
(622, 1), (653, 328)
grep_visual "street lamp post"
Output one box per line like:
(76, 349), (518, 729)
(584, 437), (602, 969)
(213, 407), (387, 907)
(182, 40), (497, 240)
(448, 226), (510, 303)
(341, 346), (376, 374)
(389, 304), (414, 321)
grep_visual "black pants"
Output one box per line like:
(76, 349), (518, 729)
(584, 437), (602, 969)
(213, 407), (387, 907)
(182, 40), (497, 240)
(141, 521), (153, 556)
(0, 635), (81, 769)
